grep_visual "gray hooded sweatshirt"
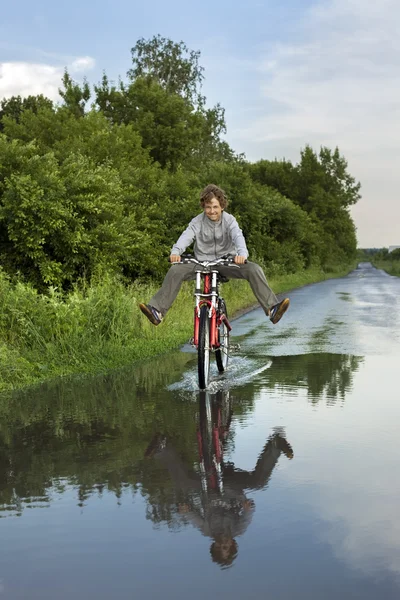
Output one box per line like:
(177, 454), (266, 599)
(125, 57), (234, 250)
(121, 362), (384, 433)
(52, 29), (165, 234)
(171, 212), (248, 261)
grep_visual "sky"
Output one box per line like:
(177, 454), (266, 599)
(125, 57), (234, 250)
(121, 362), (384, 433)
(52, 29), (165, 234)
(0, 0), (399, 248)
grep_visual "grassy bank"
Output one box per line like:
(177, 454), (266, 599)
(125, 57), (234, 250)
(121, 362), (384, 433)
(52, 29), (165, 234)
(0, 263), (356, 393)
(370, 260), (400, 277)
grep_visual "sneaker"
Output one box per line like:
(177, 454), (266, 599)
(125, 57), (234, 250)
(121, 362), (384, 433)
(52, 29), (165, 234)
(139, 303), (163, 326)
(269, 298), (290, 324)
(274, 435), (294, 459)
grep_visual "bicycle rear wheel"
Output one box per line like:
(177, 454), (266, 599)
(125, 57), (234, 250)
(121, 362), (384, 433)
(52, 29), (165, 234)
(215, 300), (230, 372)
(198, 305), (211, 389)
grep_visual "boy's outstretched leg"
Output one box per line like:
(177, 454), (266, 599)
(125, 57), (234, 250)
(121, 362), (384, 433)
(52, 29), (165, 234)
(139, 263), (197, 325)
(217, 261), (290, 325)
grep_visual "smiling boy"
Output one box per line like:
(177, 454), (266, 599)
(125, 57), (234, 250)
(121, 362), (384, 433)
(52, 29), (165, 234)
(139, 184), (289, 325)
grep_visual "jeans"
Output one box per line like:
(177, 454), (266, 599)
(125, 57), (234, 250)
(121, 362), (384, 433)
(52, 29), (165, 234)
(149, 261), (278, 316)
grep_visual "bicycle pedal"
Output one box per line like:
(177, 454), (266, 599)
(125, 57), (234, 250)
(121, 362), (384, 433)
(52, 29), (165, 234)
(188, 337), (195, 346)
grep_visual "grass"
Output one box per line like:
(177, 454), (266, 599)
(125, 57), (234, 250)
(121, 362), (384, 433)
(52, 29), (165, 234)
(371, 260), (400, 277)
(0, 262), (357, 393)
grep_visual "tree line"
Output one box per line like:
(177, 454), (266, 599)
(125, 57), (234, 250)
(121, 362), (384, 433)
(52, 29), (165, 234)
(0, 35), (361, 291)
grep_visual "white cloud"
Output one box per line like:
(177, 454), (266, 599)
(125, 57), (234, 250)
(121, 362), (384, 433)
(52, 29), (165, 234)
(0, 56), (95, 102)
(0, 62), (61, 101)
(70, 56), (96, 72)
(229, 0), (400, 247)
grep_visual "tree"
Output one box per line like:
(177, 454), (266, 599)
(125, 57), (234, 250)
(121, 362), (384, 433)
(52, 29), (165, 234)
(0, 95), (53, 131)
(94, 73), (226, 170)
(95, 76), (205, 168)
(128, 35), (204, 106)
(58, 70), (91, 117)
(0, 40), (361, 287)
(248, 145), (360, 265)
(295, 145), (361, 211)
(389, 248), (400, 260)
(247, 159), (298, 201)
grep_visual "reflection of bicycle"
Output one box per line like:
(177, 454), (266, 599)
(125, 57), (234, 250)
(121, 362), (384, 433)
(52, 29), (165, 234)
(196, 392), (294, 491)
(197, 391), (233, 493)
(175, 256), (241, 389)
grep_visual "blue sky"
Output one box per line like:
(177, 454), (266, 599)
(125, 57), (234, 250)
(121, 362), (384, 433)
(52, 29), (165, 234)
(1, 0), (399, 247)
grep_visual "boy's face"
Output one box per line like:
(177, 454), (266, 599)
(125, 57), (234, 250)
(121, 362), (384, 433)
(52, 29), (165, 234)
(203, 197), (223, 222)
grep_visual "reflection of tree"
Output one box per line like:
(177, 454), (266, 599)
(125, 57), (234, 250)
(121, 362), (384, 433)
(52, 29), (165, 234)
(0, 351), (198, 516)
(263, 353), (363, 403)
(0, 346), (260, 517)
(0, 347), (360, 519)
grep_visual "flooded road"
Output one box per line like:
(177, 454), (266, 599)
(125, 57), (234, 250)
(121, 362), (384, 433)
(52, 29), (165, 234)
(1, 263), (400, 599)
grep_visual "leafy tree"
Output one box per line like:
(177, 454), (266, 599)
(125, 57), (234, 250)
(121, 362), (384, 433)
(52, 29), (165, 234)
(250, 145), (360, 213)
(1, 102), (150, 172)
(0, 130), (161, 287)
(247, 158), (297, 201)
(95, 76), (205, 168)
(94, 75), (226, 170)
(0, 145), (127, 286)
(95, 37), (227, 170)
(58, 70), (91, 118)
(0, 40), (361, 287)
(295, 145), (360, 211)
(248, 145), (360, 264)
(128, 34), (204, 105)
(0, 94), (53, 131)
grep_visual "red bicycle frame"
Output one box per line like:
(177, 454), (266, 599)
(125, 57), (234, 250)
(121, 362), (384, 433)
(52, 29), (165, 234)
(197, 392), (228, 492)
(193, 269), (231, 349)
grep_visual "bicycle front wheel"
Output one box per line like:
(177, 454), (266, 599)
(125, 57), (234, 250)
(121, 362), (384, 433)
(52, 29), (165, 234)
(198, 305), (211, 389)
(215, 300), (230, 372)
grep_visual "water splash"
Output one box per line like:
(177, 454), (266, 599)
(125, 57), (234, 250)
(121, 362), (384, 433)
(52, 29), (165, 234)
(167, 356), (272, 393)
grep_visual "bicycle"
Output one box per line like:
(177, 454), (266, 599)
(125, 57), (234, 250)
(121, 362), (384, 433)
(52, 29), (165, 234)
(175, 255), (242, 389)
(197, 390), (232, 492)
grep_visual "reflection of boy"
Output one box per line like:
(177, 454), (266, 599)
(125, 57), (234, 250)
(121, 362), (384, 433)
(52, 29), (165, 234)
(139, 184), (289, 326)
(148, 431), (293, 568)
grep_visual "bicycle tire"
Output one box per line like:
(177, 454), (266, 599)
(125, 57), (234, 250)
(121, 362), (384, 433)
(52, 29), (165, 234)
(215, 300), (230, 372)
(198, 305), (211, 389)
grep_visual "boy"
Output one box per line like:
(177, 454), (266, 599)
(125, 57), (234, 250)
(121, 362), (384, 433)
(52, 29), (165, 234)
(139, 184), (289, 325)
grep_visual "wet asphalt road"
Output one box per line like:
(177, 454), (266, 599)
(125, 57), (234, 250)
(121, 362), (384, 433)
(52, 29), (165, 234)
(1, 263), (400, 599)
(235, 261), (400, 357)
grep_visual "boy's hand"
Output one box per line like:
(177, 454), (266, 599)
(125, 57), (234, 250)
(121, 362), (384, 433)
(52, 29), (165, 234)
(234, 255), (246, 265)
(170, 254), (181, 263)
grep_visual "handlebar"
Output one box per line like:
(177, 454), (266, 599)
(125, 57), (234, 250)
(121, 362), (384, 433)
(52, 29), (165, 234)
(169, 254), (247, 267)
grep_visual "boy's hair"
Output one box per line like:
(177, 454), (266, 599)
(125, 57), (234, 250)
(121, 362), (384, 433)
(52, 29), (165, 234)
(200, 184), (228, 209)
(209, 538), (238, 568)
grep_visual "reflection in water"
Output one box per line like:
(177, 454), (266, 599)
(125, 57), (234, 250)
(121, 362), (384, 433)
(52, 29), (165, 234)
(264, 353), (363, 403)
(2, 264), (400, 598)
(0, 351), (360, 519)
(143, 391), (293, 568)
(0, 352), (198, 518)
